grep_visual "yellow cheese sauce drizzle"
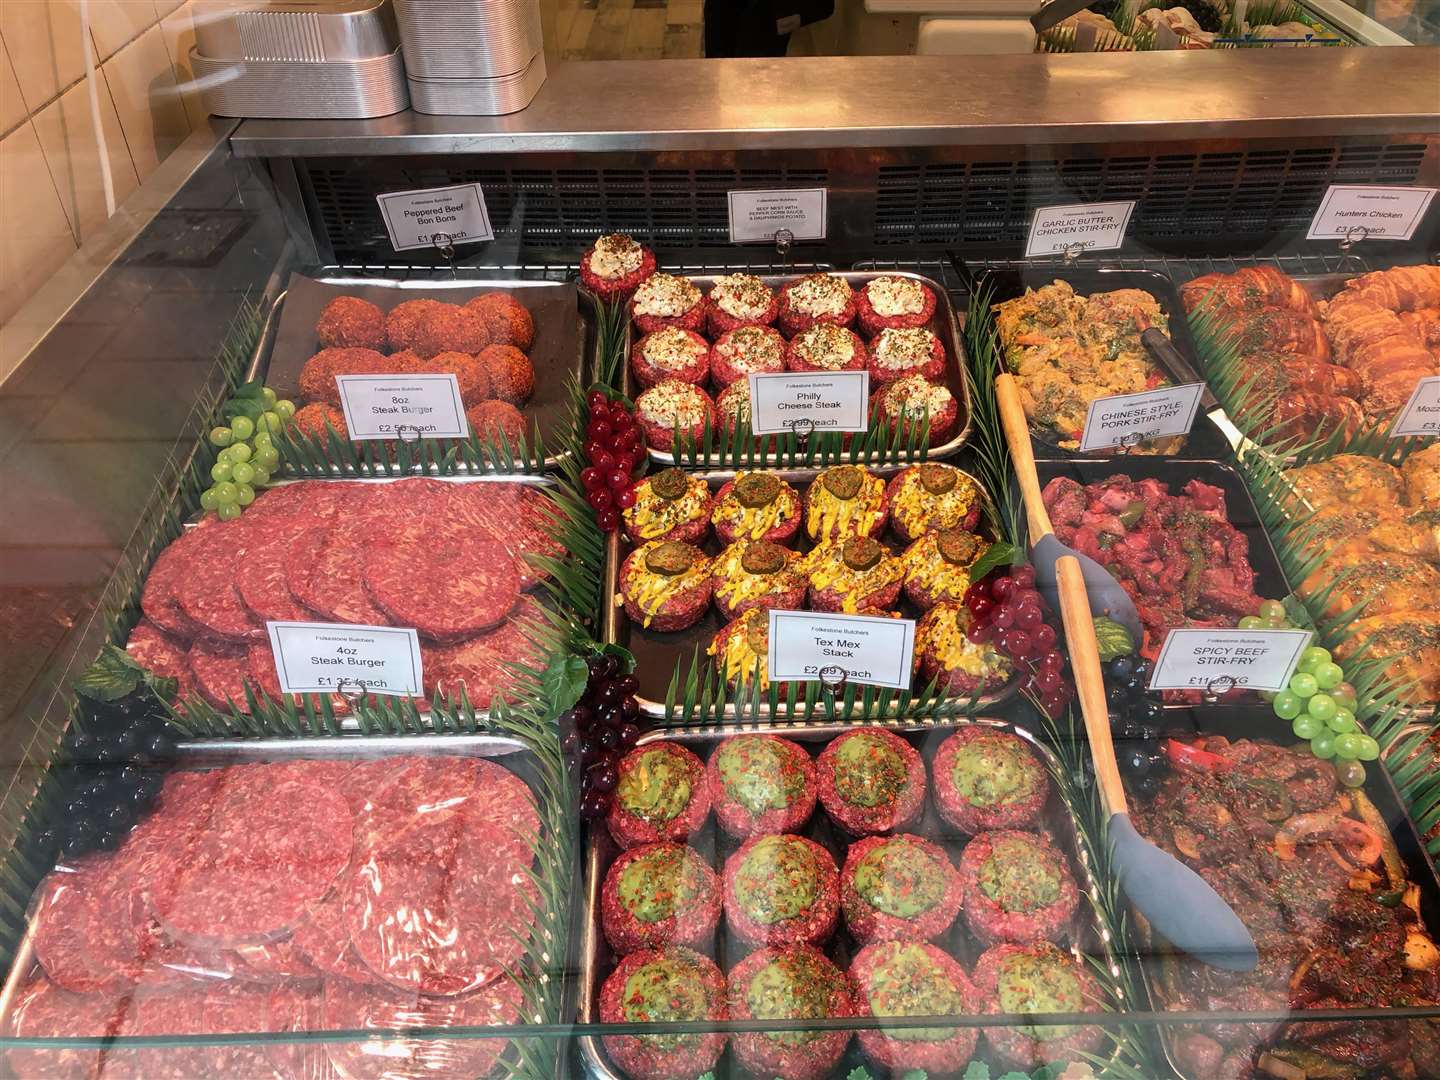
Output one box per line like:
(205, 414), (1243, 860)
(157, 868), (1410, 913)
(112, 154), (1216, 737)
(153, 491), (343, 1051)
(806, 477), (886, 541)
(625, 480), (710, 540)
(710, 624), (770, 689)
(803, 544), (905, 614)
(625, 546), (711, 627)
(714, 484), (800, 541)
(892, 473), (979, 534)
(899, 534), (972, 597)
(712, 544), (802, 609)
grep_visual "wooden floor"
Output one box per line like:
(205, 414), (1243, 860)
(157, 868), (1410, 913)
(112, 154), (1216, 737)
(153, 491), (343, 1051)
(547, 0), (705, 60)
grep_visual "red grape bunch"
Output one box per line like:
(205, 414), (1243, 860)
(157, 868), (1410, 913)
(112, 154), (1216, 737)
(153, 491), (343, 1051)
(962, 565), (1073, 719)
(561, 653), (642, 820)
(580, 391), (643, 533)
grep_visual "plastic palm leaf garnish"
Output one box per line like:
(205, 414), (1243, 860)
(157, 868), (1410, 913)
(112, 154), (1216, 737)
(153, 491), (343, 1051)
(963, 278), (1023, 547)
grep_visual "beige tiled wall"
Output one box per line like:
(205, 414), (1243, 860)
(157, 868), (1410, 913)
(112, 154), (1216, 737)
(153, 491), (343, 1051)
(0, 1), (205, 326)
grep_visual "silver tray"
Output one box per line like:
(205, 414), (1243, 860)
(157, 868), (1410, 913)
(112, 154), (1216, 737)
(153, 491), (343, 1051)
(602, 466), (1020, 723)
(622, 271), (974, 477)
(247, 271), (597, 474)
(577, 718), (1128, 1080)
(171, 472), (560, 731)
(0, 734), (548, 1060)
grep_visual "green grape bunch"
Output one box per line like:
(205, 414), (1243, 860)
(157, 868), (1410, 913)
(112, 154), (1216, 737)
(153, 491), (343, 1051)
(200, 382), (295, 518)
(1253, 603), (1379, 790)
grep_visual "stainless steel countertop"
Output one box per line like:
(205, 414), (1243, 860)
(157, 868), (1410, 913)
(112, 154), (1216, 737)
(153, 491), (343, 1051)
(229, 49), (1440, 157)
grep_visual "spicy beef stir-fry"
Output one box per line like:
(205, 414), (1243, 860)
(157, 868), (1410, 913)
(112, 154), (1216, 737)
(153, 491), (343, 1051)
(1134, 737), (1440, 1080)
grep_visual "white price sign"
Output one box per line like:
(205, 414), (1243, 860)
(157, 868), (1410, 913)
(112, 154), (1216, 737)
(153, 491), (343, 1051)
(767, 610), (916, 691)
(748, 371), (870, 436)
(376, 183), (494, 252)
(727, 188), (828, 243)
(1025, 201), (1136, 258)
(267, 622), (424, 697)
(1148, 628), (1312, 693)
(1390, 376), (1440, 437)
(1306, 185), (1437, 241)
(336, 374), (470, 441)
(1078, 383), (1205, 452)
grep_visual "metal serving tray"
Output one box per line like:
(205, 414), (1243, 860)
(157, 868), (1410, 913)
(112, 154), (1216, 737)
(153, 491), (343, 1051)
(601, 466), (1021, 723)
(249, 271), (596, 473)
(1034, 456), (1292, 708)
(577, 718), (1128, 1080)
(621, 271), (973, 477)
(1125, 705), (1440, 1080)
(0, 734), (553, 1068)
(172, 472), (560, 731)
(985, 266), (1232, 462)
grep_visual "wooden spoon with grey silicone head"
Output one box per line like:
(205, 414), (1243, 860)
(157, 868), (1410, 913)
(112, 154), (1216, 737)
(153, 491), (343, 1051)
(994, 373), (1143, 647)
(997, 372), (1257, 970)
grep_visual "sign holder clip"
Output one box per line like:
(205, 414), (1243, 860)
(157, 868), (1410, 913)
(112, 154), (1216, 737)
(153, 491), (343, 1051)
(773, 228), (795, 268)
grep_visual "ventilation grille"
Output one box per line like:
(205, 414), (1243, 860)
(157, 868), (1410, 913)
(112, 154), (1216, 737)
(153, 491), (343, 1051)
(306, 164), (830, 263)
(873, 143), (1429, 246)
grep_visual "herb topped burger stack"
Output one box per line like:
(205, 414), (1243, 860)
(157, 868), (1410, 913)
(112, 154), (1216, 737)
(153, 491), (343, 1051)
(841, 833), (964, 945)
(726, 945), (854, 1080)
(706, 733), (818, 838)
(723, 833), (840, 948)
(817, 728), (926, 835)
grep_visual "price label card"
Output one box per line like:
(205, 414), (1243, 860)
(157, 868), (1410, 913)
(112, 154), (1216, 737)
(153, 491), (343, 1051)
(336, 374), (469, 441)
(728, 188), (828, 243)
(1077, 383), (1205, 452)
(1390, 376), (1440, 437)
(376, 183), (494, 252)
(768, 610), (916, 691)
(1148, 628), (1312, 693)
(267, 622), (424, 697)
(748, 371), (870, 435)
(1025, 201), (1136, 258)
(1306, 185), (1437, 241)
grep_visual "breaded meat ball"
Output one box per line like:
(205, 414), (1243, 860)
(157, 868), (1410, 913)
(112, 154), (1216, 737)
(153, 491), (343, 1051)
(315, 296), (386, 350)
(297, 347), (387, 406)
(477, 345), (535, 404)
(467, 293), (535, 351)
(384, 298), (445, 352)
(466, 400), (527, 445)
(412, 303), (491, 359)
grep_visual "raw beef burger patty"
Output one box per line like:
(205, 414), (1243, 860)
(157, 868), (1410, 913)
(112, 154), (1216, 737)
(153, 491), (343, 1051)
(153, 775), (353, 948)
(364, 533), (519, 640)
(174, 521), (265, 641)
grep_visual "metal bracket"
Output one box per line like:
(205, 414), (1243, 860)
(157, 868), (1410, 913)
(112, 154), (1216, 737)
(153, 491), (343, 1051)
(432, 231), (458, 277)
(773, 228), (795, 268)
(1062, 241), (1087, 265)
(394, 424), (421, 444)
(1203, 675), (1238, 704)
(335, 680), (365, 707)
(1338, 225), (1369, 268)
(1113, 431), (1146, 456)
(786, 416), (815, 450)
(818, 665), (847, 700)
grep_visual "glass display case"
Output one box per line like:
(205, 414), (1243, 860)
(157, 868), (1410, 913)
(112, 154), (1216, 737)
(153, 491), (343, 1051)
(0, 39), (1436, 1080)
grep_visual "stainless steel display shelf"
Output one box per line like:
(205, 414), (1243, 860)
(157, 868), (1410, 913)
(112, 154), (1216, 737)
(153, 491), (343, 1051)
(228, 50), (1440, 158)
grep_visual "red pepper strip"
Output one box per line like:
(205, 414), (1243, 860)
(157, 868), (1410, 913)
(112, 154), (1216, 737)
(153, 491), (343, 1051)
(1163, 738), (1230, 772)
